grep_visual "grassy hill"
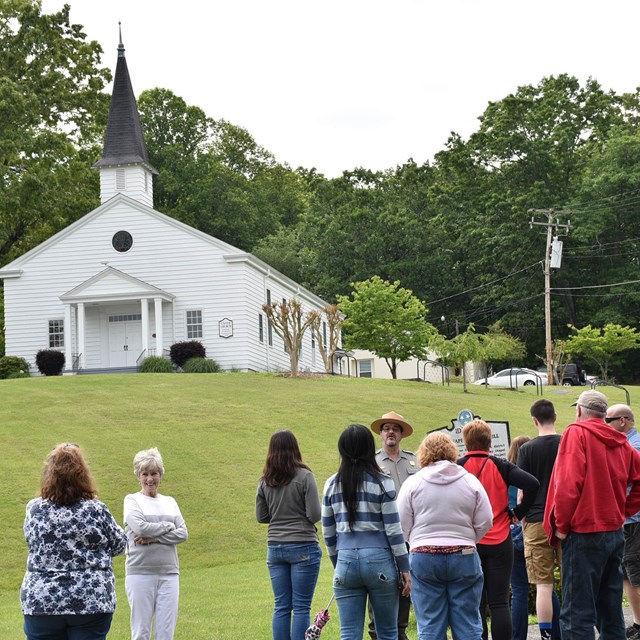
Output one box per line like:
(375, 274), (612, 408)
(0, 373), (630, 639)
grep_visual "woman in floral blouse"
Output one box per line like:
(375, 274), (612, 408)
(20, 443), (127, 640)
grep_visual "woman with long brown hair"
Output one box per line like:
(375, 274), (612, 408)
(21, 443), (127, 640)
(256, 430), (322, 640)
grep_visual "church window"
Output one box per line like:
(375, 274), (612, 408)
(186, 310), (203, 339)
(49, 319), (64, 348)
(112, 230), (133, 252)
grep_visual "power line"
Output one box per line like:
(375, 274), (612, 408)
(573, 194), (640, 216)
(426, 261), (542, 306)
(551, 291), (640, 298)
(551, 278), (640, 291)
(571, 188), (640, 215)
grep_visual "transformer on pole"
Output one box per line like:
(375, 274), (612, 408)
(529, 209), (571, 385)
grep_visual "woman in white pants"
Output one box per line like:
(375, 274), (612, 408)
(124, 448), (188, 640)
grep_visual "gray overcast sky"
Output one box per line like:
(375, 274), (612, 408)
(41, 0), (640, 177)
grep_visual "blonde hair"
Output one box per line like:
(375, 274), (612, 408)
(418, 432), (459, 467)
(133, 447), (165, 477)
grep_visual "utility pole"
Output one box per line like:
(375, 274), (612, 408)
(529, 209), (571, 385)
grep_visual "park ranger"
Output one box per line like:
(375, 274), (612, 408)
(369, 411), (418, 640)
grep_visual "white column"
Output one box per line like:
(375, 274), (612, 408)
(77, 303), (86, 369)
(141, 298), (149, 355)
(64, 304), (72, 372)
(154, 298), (163, 356)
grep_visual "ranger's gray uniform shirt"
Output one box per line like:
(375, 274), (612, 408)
(376, 449), (418, 493)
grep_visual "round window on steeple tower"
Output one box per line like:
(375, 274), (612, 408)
(112, 230), (133, 253)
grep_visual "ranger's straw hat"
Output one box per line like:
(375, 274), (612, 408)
(370, 411), (414, 437)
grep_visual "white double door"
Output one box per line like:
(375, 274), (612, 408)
(108, 316), (143, 367)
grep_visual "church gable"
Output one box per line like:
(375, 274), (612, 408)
(0, 193), (241, 276)
(60, 267), (173, 303)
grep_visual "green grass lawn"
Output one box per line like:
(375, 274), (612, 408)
(0, 373), (632, 639)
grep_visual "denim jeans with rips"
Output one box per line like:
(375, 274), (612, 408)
(332, 547), (400, 640)
(267, 542), (322, 640)
(560, 530), (625, 640)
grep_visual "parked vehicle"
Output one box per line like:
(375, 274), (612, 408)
(474, 368), (547, 388)
(536, 364), (589, 386)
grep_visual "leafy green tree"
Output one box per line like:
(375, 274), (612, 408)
(0, 0), (110, 264)
(427, 76), (626, 356)
(432, 325), (483, 392)
(139, 89), (309, 251)
(479, 323), (527, 377)
(565, 323), (640, 381)
(338, 276), (437, 379)
(565, 131), (640, 328)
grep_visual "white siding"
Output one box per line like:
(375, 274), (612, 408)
(99, 166), (153, 207)
(242, 267), (326, 373)
(2, 198), (330, 373)
(350, 350), (452, 381)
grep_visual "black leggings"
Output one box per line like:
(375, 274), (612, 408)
(477, 535), (514, 640)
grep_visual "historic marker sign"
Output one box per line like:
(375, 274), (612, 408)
(428, 413), (511, 459)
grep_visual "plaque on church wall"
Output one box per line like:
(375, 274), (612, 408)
(219, 318), (233, 338)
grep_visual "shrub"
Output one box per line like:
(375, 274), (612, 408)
(169, 341), (206, 369)
(0, 355), (31, 379)
(6, 370), (31, 379)
(139, 356), (173, 373)
(182, 357), (220, 373)
(35, 350), (65, 376)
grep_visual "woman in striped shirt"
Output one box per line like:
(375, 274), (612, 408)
(322, 423), (411, 640)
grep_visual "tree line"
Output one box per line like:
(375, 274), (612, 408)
(3, 1), (640, 379)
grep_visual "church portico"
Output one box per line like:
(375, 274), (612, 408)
(60, 267), (174, 371)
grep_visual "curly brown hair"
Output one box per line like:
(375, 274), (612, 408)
(40, 443), (97, 506)
(462, 419), (492, 452)
(418, 432), (459, 467)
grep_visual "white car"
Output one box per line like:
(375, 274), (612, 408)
(473, 368), (547, 388)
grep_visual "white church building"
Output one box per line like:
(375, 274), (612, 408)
(0, 37), (331, 374)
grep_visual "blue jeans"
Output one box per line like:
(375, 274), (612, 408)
(511, 547), (562, 640)
(23, 613), (113, 640)
(333, 547), (399, 640)
(511, 546), (529, 640)
(560, 530), (625, 640)
(410, 548), (484, 640)
(267, 542), (322, 640)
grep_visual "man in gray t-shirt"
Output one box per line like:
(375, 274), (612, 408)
(369, 411), (418, 640)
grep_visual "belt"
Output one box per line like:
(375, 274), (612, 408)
(412, 545), (474, 554)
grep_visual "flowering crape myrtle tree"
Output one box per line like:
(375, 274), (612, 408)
(262, 299), (316, 377)
(308, 304), (344, 374)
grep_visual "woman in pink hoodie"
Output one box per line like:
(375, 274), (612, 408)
(397, 432), (493, 640)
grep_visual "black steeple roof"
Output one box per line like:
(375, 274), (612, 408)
(94, 27), (157, 173)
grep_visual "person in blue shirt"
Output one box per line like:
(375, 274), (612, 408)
(606, 404), (640, 640)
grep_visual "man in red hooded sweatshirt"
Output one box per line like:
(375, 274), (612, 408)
(544, 389), (640, 639)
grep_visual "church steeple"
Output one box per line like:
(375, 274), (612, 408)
(94, 25), (157, 207)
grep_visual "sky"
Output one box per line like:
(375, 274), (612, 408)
(40, 0), (640, 178)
